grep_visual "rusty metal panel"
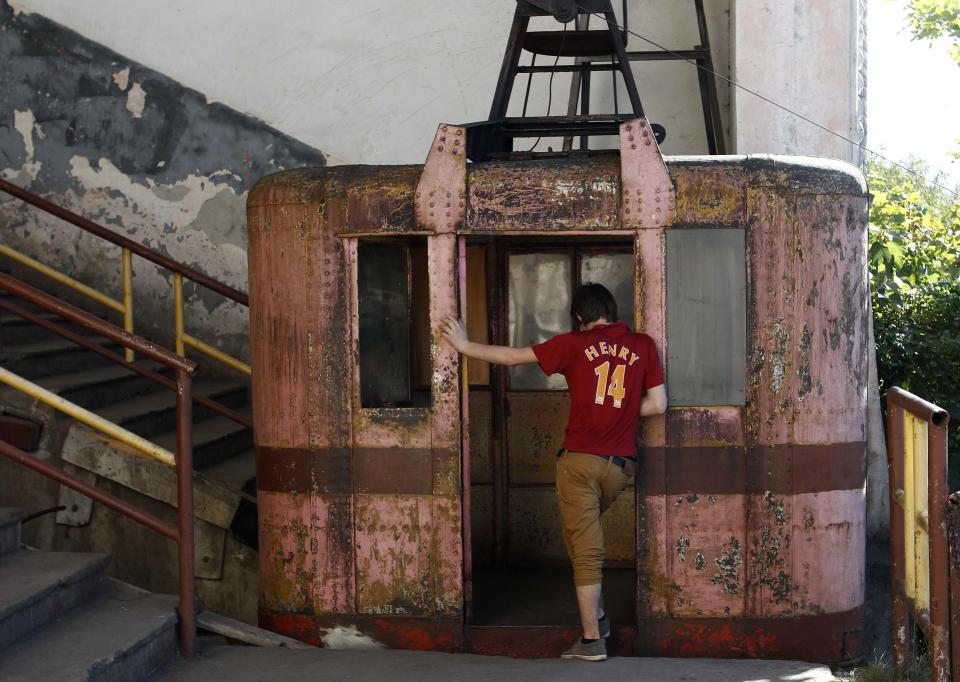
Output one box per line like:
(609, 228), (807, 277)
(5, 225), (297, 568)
(258, 490), (353, 614)
(415, 124), (467, 234)
(248, 202), (311, 448)
(745, 190), (796, 445)
(789, 490), (865, 614)
(507, 392), (568, 485)
(467, 157), (621, 233)
(619, 118), (675, 229)
(672, 165), (747, 226)
(791, 195), (869, 444)
(354, 495), (461, 616)
(638, 493), (670, 616)
(667, 494), (745, 617)
(666, 228), (746, 406)
(745, 490), (796, 616)
(428, 233), (461, 495)
(634, 229), (666, 448)
(666, 408), (745, 447)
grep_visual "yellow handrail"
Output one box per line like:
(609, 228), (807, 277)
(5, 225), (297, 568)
(0, 244), (124, 314)
(1, 242), (250, 376)
(0, 366), (175, 466)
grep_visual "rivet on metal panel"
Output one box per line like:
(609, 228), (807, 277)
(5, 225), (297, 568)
(629, 136), (635, 142)
(645, 141), (651, 146)
(453, 150), (458, 155)
(438, 146), (444, 151)
(442, 125), (448, 131)
(631, 144), (636, 149)
(640, 120), (647, 127)
(626, 208), (631, 214)
(456, 129), (462, 136)
(626, 124), (632, 131)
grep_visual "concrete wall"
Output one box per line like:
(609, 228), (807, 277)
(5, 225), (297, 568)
(732, 0), (867, 164)
(4, 0), (733, 162)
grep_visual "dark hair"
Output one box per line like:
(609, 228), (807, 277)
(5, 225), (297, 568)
(571, 283), (617, 326)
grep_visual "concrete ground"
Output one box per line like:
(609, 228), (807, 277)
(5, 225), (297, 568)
(154, 646), (838, 682)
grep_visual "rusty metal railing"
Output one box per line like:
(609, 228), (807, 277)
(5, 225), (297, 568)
(0, 178), (250, 375)
(0, 273), (199, 657)
(887, 386), (951, 681)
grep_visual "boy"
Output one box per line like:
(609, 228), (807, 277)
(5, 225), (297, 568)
(442, 282), (666, 661)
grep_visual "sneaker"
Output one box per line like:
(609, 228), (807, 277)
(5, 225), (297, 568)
(561, 638), (607, 662)
(598, 613), (611, 639)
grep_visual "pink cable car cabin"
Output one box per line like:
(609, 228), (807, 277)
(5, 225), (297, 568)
(247, 130), (869, 660)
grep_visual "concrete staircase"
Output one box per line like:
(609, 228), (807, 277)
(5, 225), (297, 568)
(0, 289), (259, 621)
(0, 289), (255, 533)
(0, 507), (180, 681)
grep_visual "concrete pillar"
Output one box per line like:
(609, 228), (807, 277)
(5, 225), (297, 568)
(731, 0), (865, 163)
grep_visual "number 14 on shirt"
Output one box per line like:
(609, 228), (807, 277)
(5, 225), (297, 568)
(594, 361), (626, 408)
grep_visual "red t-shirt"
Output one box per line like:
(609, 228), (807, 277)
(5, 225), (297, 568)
(532, 322), (664, 457)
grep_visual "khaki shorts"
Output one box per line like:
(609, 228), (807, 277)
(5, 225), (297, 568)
(555, 450), (633, 587)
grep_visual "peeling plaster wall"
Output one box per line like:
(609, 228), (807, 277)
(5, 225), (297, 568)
(0, 1), (326, 368)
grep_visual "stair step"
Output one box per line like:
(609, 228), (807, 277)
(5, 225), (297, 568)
(0, 312), (95, 346)
(0, 508), (26, 557)
(154, 417), (253, 470)
(13, 362), (171, 410)
(0, 338), (117, 379)
(0, 580), (177, 682)
(0, 550), (110, 650)
(93, 381), (248, 439)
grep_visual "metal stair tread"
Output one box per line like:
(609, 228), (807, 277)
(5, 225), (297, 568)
(153, 416), (250, 452)
(0, 581), (177, 682)
(0, 550), (109, 621)
(200, 448), (256, 491)
(12, 362), (166, 395)
(0, 336), (116, 358)
(94, 380), (247, 424)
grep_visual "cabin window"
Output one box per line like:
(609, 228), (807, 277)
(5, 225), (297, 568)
(357, 238), (431, 408)
(507, 248), (634, 391)
(666, 228), (746, 406)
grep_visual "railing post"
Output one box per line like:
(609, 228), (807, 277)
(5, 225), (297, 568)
(888, 399), (910, 672)
(175, 368), (196, 657)
(948, 492), (960, 681)
(173, 273), (185, 357)
(122, 247), (134, 362)
(928, 422), (950, 682)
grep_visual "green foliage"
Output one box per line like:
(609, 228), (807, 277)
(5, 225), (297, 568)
(837, 650), (930, 682)
(907, 0), (960, 64)
(867, 157), (960, 464)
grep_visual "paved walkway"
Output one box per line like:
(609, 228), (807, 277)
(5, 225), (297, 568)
(155, 646), (838, 681)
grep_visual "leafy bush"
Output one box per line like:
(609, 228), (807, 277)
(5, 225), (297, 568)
(867, 157), (960, 484)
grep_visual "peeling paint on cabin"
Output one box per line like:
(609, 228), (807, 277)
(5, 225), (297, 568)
(711, 536), (742, 595)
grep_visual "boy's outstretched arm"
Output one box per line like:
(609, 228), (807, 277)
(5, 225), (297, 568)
(441, 317), (538, 366)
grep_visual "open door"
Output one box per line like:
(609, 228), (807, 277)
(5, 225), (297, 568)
(463, 238), (637, 632)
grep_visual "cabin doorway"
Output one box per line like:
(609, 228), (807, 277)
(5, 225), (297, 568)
(463, 236), (637, 630)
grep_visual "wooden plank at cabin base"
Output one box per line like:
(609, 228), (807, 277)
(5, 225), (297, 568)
(197, 611), (314, 649)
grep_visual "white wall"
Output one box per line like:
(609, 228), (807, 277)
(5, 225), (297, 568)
(732, 0), (865, 163)
(10, 0), (734, 162)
